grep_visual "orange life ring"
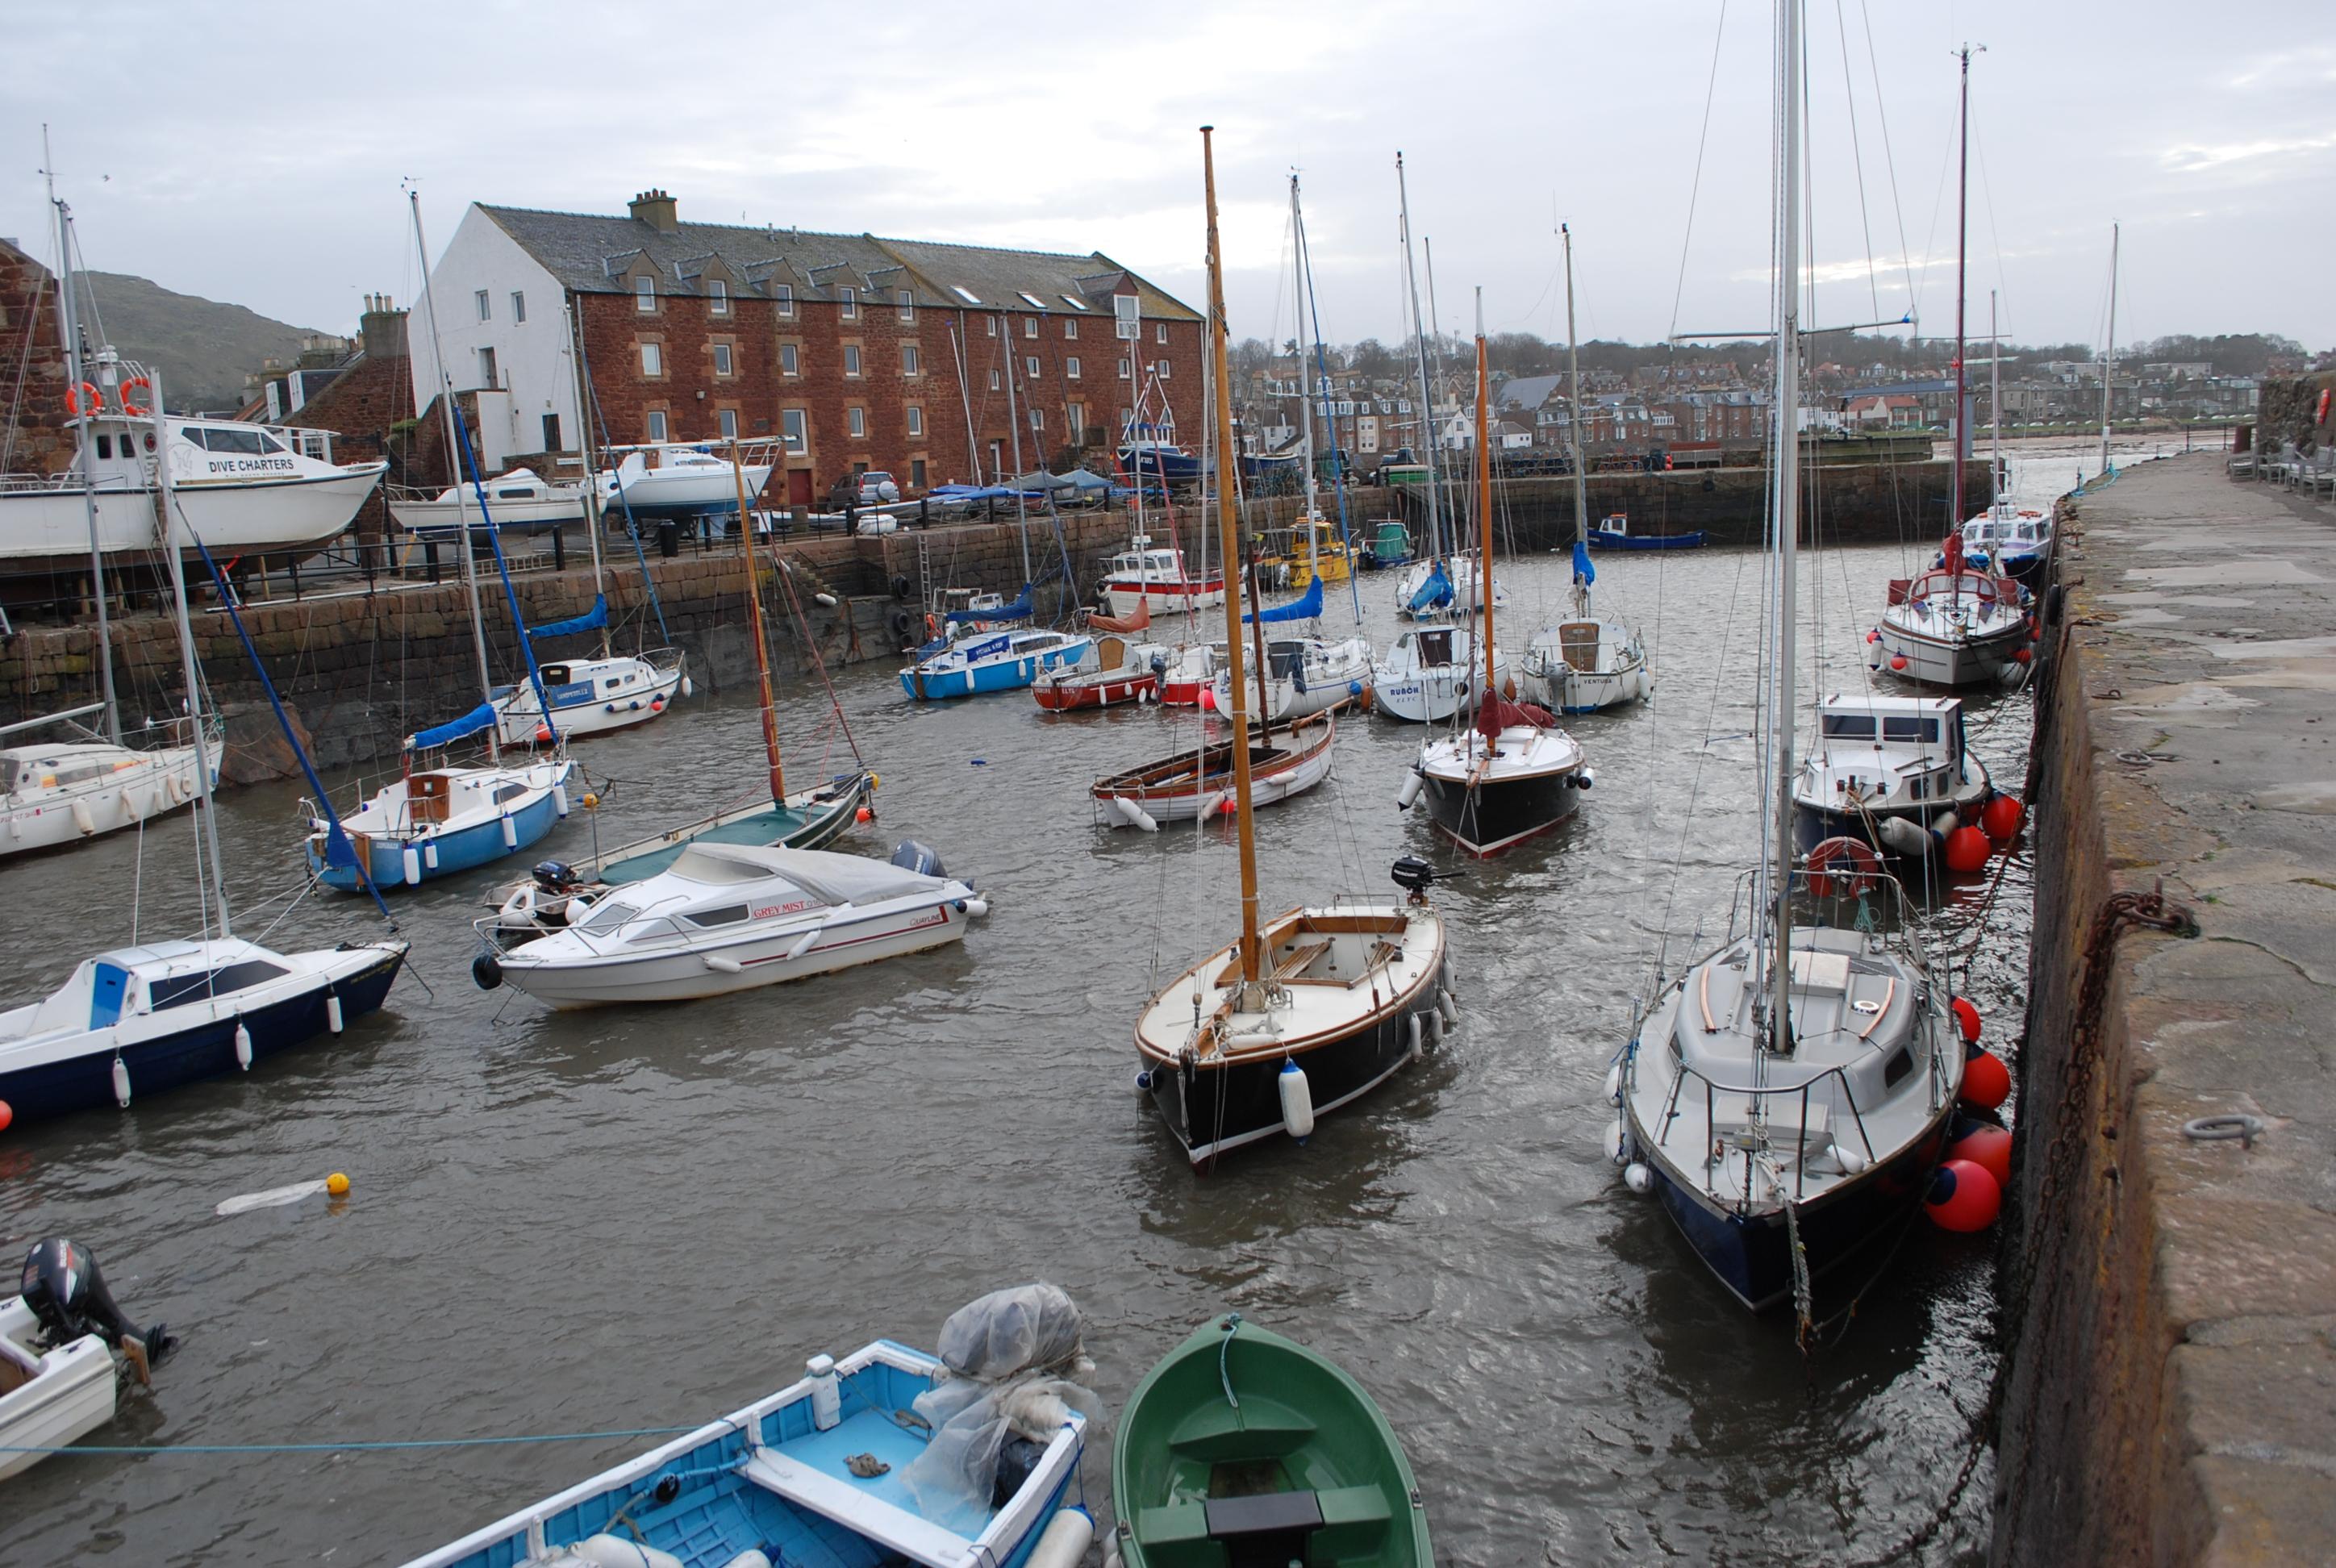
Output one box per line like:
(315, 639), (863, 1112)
(1804, 835), (1884, 898)
(2317, 387), (2331, 427)
(118, 377), (152, 418)
(924, 612), (940, 640)
(65, 381), (102, 416)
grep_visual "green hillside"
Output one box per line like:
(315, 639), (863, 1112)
(70, 271), (326, 413)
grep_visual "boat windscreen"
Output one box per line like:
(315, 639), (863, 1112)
(669, 845), (782, 884)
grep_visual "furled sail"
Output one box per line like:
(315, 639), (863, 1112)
(407, 703), (497, 751)
(1244, 575), (1323, 624)
(525, 594), (608, 641)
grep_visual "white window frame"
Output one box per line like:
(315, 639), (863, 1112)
(1025, 355), (1041, 379)
(1156, 323), (1169, 344)
(712, 343), (733, 377)
(1156, 359), (1170, 381)
(896, 287), (914, 323)
(907, 405), (924, 437)
(474, 289), (490, 323)
(708, 279), (729, 316)
(1024, 317), (1039, 340)
(986, 316), (998, 336)
(646, 409), (669, 441)
(843, 344), (862, 377)
(640, 341), (663, 377)
(1064, 319), (1078, 340)
(636, 275), (656, 313)
(478, 346), (497, 386)
(848, 406), (867, 439)
(779, 343), (800, 376)
(718, 407), (738, 438)
(989, 369), (1002, 391)
(901, 343), (920, 376)
(510, 290), (526, 323)
(782, 408), (807, 453)
(839, 286), (858, 320)
(774, 283), (795, 318)
(1066, 357), (1081, 380)
(1114, 295), (1139, 340)
(1028, 407), (1044, 432)
(1118, 358), (1132, 380)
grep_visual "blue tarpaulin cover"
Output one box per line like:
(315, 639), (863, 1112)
(527, 594), (608, 641)
(408, 703), (496, 751)
(1407, 561), (1454, 613)
(1572, 541), (1596, 586)
(947, 583), (1032, 624)
(1244, 576), (1324, 623)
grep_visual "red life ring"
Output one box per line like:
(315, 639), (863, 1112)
(1804, 835), (1884, 898)
(65, 381), (103, 416)
(118, 377), (153, 418)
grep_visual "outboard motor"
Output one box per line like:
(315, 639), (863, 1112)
(891, 840), (946, 878)
(1391, 855), (1454, 904)
(20, 1238), (172, 1364)
(531, 859), (579, 892)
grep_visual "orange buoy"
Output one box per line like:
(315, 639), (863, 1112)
(1947, 1121), (2013, 1186)
(854, 806), (873, 824)
(1925, 1158), (2001, 1232)
(1959, 1046), (2011, 1110)
(1980, 794), (2025, 843)
(1944, 825), (1991, 873)
(1951, 995), (1982, 1043)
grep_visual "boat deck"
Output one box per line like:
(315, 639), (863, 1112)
(600, 806), (811, 883)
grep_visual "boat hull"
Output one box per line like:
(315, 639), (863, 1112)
(311, 766), (572, 892)
(1100, 579), (1224, 618)
(1519, 657), (1650, 715)
(900, 639), (1089, 700)
(1372, 661), (1501, 724)
(1873, 619), (2028, 688)
(1792, 784), (1992, 861)
(0, 945), (406, 1124)
(0, 1312), (118, 1483)
(494, 657), (686, 744)
(1092, 720), (1337, 824)
(1034, 670), (1155, 709)
(1420, 765), (1583, 857)
(0, 468), (385, 573)
(608, 466), (774, 518)
(1587, 529), (1705, 551)
(1, 736), (221, 860)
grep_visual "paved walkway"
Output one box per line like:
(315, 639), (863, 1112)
(2047, 453), (2335, 1561)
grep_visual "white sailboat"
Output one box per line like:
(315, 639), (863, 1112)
(1612, 6), (1965, 1315)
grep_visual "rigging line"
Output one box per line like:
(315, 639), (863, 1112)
(1666, 0), (1733, 342)
(1970, 93), (2013, 343)
(1857, 0), (1920, 322)
(1833, 0), (1883, 323)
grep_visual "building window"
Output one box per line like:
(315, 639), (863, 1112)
(1070, 401), (1087, 435)
(708, 279), (728, 315)
(1066, 356), (1081, 380)
(848, 406), (867, 439)
(907, 405), (924, 437)
(1115, 295), (1139, 339)
(782, 408), (807, 453)
(1028, 407), (1044, 432)
(1157, 359), (1170, 381)
(636, 276), (656, 313)
(901, 344), (920, 376)
(542, 412), (561, 449)
(843, 344), (861, 377)
(474, 289), (490, 322)
(1156, 323), (1168, 344)
(511, 290), (527, 323)
(989, 369), (1001, 391)
(712, 343), (733, 376)
(1118, 357), (1131, 379)
(718, 407), (738, 438)
(1025, 356), (1041, 379)
(640, 341), (663, 377)
(1024, 318), (1038, 340)
(478, 347), (498, 386)
(775, 283), (794, 318)
(1064, 319), (1078, 340)
(986, 316), (998, 336)
(779, 342), (799, 376)
(646, 409), (668, 441)
(896, 288), (914, 323)
(910, 457), (927, 488)
(988, 439), (1003, 473)
(840, 286), (857, 320)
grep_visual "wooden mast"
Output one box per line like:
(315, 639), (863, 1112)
(1475, 293), (1495, 711)
(728, 439), (786, 804)
(1203, 126), (1263, 991)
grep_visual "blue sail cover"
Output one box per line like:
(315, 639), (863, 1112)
(408, 703), (496, 751)
(1407, 561), (1454, 613)
(526, 594), (608, 641)
(948, 582), (1032, 624)
(1572, 540), (1596, 586)
(1245, 575), (1324, 623)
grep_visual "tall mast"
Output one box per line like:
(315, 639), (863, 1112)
(1395, 154), (1442, 561)
(1766, 0), (1805, 1053)
(1989, 290), (2004, 508)
(410, 189), (503, 764)
(1203, 127), (1263, 994)
(565, 299), (610, 657)
(1295, 186), (1365, 623)
(1289, 174), (1320, 582)
(1949, 44), (1974, 537)
(44, 141), (121, 744)
(1475, 291), (1495, 705)
(1002, 318), (1032, 582)
(2100, 223), (2119, 478)
(1562, 222), (1591, 613)
(728, 440), (786, 803)
(146, 370), (231, 939)
(1425, 236), (1453, 553)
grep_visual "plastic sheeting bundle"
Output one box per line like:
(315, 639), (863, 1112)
(900, 1283), (1095, 1532)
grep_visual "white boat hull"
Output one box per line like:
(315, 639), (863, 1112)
(494, 656), (686, 745)
(611, 466), (774, 514)
(1873, 617), (2026, 688)
(1373, 648), (1511, 724)
(389, 494), (587, 533)
(2, 736), (221, 859)
(0, 1301), (117, 1482)
(0, 469), (384, 570)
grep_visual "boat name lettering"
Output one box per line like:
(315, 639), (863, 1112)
(753, 899), (814, 919)
(963, 635), (1012, 661)
(206, 457), (298, 475)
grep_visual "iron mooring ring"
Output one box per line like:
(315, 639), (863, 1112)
(2181, 1114), (2267, 1149)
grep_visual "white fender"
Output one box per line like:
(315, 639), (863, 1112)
(1024, 1508), (1096, 1568)
(1112, 795), (1159, 833)
(1624, 1161), (1654, 1194)
(961, 897), (991, 918)
(1436, 987), (1459, 1028)
(718, 1553), (770, 1568)
(785, 924), (825, 961)
(1278, 1059), (1315, 1140)
(1602, 1063), (1623, 1104)
(234, 1020), (253, 1070)
(423, 840), (440, 869)
(500, 814), (519, 849)
(1876, 815), (1931, 858)
(681, 675), (695, 699)
(573, 1536), (686, 1568)
(1835, 1145), (1871, 1174)
(553, 784), (570, 818)
(1425, 1008), (1445, 1046)
(325, 994), (344, 1034)
(111, 1057), (131, 1108)
(703, 954), (745, 974)
(402, 846), (423, 886)
(72, 799), (95, 836)
(119, 787), (139, 818)
(1395, 769), (1425, 811)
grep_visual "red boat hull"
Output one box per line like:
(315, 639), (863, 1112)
(1034, 673), (1157, 711)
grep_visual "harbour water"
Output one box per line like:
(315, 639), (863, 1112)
(0, 452), (2100, 1564)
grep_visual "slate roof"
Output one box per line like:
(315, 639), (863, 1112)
(477, 204), (1199, 320)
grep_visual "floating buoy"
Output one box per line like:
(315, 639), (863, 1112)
(500, 815), (519, 849)
(1947, 1121), (2013, 1186)
(1951, 996), (1982, 1043)
(1925, 1159), (2001, 1232)
(325, 993), (344, 1034)
(1199, 688), (1216, 711)
(1980, 794), (2025, 842)
(0, 1099), (12, 1132)
(582, 792), (601, 810)
(402, 846), (423, 886)
(233, 1020), (253, 1070)
(1888, 654), (1909, 672)
(536, 726), (553, 744)
(1944, 825), (1992, 873)
(1623, 1161), (1653, 1194)
(2012, 647), (2032, 665)
(325, 1171), (351, 1197)
(1278, 1059), (1315, 1141)
(1960, 1046), (2011, 1110)
(854, 806), (874, 823)
(111, 1057), (131, 1108)
(1865, 629), (1879, 644)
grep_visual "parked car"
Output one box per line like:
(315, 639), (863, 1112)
(856, 470), (902, 505)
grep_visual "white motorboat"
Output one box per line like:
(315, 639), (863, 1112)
(1520, 617), (1650, 714)
(1872, 557), (2031, 688)
(1207, 634), (1373, 722)
(1, 708), (221, 861)
(1792, 693), (1993, 860)
(599, 444), (776, 518)
(491, 651), (688, 744)
(474, 840), (985, 1008)
(1956, 499), (2053, 584)
(1, 1239), (172, 1481)
(1373, 625), (1509, 724)
(1097, 534), (1224, 618)
(0, 357), (384, 576)
(387, 467), (586, 536)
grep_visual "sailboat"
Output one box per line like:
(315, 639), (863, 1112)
(1405, 299), (1590, 858)
(1872, 48), (2030, 690)
(0, 368), (407, 1125)
(1949, 292), (2053, 585)
(1614, 2), (1963, 1314)
(1131, 127), (1450, 1170)
(1519, 225), (1652, 715)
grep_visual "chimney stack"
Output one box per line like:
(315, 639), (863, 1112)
(360, 294), (410, 361)
(628, 188), (679, 235)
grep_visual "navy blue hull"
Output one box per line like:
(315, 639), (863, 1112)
(0, 949), (406, 1124)
(1643, 1113), (1952, 1311)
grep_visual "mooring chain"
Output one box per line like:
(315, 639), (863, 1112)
(1848, 881), (2196, 1568)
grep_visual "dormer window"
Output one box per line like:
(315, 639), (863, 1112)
(775, 283), (795, 318)
(636, 276), (656, 313)
(896, 288), (914, 323)
(840, 286), (858, 320)
(708, 279), (729, 315)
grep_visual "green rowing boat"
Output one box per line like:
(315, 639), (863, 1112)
(1110, 1314), (1433, 1567)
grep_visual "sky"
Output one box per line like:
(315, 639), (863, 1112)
(6, 2), (2331, 360)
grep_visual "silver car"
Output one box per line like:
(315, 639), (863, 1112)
(856, 470), (902, 505)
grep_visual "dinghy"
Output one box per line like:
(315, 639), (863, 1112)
(1112, 1313), (1432, 1568)
(407, 1285), (1097, 1568)
(1034, 632), (1170, 711)
(1090, 716), (1335, 829)
(1, 1239), (172, 1482)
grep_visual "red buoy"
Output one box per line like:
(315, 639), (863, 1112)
(1951, 995), (1982, 1043)
(1866, 629), (1879, 644)
(2013, 647), (2032, 665)
(1925, 1159), (2002, 1232)
(1947, 1123), (2013, 1187)
(1199, 688), (1216, 711)
(1889, 654), (1909, 672)
(1944, 825), (1992, 873)
(854, 806), (873, 824)
(0, 1098), (12, 1132)
(1980, 794), (2025, 843)
(1960, 1047), (2011, 1111)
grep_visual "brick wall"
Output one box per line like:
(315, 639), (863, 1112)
(0, 237), (70, 476)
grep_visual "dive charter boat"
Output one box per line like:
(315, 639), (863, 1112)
(1792, 693), (1992, 861)
(1, 1239), (173, 1482)
(1373, 625), (1508, 724)
(406, 1287), (1096, 1568)
(473, 841), (984, 1008)
(899, 628), (1091, 700)
(1, 709), (220, 861)
(310, 754), (575, 891)
(599, 443), (776, 518)
(1096, 535), (1223, 617)
(1872, 544), (2032, 689)
(490, 648), (690, 745)
(386, 467), (586, 536)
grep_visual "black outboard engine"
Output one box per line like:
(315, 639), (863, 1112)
(1391, 856), (1446, 904)
(20, 1239), (172, 1363)
(532, 859), (579, 892)
(891, 840), (946, 878)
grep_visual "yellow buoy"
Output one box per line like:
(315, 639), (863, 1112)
(325, 1172), (352, 1196)
(581, 792), (600, 810)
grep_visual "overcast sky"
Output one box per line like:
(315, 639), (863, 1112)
(6, 2), (2330, 359)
